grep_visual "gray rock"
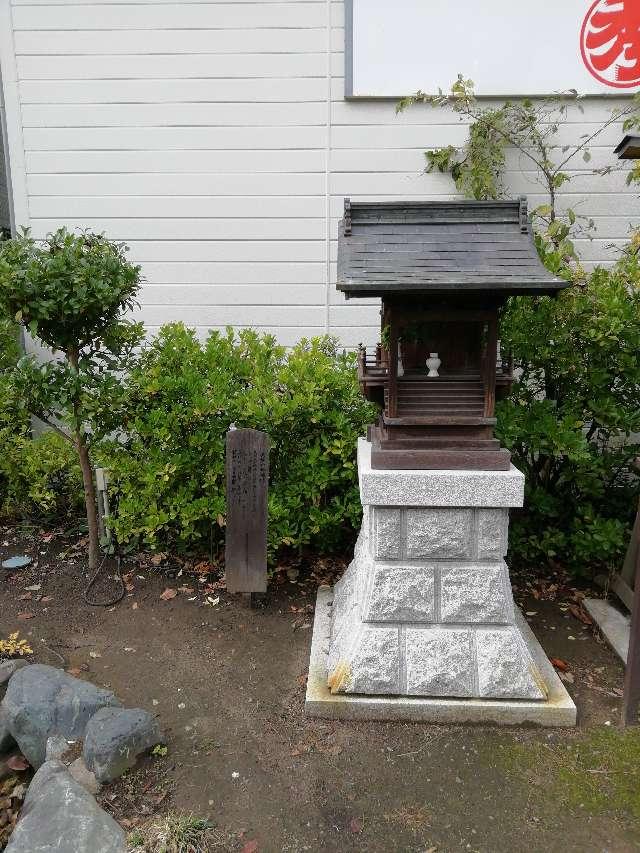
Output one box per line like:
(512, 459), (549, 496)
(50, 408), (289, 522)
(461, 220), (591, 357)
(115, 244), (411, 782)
(45, 734), (74, 763)
(406, 628), (474, 697)
(405, 507), (472, 559)
(440, 563), (512, 624)
(2, 665), (121, 768)
(373, 508), (402, 559)
(83, 707), (163, 783)
(5, 760), (126, 853)
(0, 707), (15, 753)
(364, 565), (435, 622)
(69, 757), (100, 794)
(0, 660), (28, 699)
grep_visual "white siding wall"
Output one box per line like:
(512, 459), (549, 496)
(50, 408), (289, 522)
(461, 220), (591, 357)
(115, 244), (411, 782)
(1, 0), (639, 347)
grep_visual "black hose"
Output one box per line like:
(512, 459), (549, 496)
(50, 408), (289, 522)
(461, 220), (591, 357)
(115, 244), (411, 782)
(83, 551), (126, 607)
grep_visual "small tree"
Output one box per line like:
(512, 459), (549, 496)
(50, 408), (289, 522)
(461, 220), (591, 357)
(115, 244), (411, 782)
(0, 228), (143, 570)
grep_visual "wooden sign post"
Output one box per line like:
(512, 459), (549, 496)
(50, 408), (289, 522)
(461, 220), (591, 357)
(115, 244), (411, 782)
(225, 427), (269, 595)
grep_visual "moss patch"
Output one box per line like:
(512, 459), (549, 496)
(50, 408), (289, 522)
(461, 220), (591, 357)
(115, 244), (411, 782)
(497, 728), (640, 818)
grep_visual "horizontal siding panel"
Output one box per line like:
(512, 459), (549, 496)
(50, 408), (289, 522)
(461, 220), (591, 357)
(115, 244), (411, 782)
(330, 171), (638, 196)
(20, 78), (328, 103)
(331, 100), (634, 127)
(330, 305), (380, 326)
(332, 124), (469, 149)
(22, 102), (326, 128)
(14, 28), (342, 54)
(23, 126), (326, 150)
(137, 261), (325, 285)
(27, 173), (325, 196)
(17, 53), (327, 79)
(136, 304), (325, 325)
(127, 241), (325, 263)
(26, 149), (326, 173)
(330, 146), (625, 173)
(29, 195), (326, 218)
(331, 123), (627, 149)
(329, 327), (379, 348)
(13, 3), (328, 29)
(138, 284), (325, 305)
(29, 218), (326, 240)
(13, 0), (326, 4)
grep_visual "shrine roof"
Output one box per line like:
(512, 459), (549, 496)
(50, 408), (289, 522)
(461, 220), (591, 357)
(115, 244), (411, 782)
(337, 198), (568, 298)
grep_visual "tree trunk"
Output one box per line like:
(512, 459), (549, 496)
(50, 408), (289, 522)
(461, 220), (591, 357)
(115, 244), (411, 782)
(76, 430), (100, 572)
(67, 346), (100, 573)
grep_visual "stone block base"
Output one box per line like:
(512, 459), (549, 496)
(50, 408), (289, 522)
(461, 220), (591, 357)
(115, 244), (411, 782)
(319, 439), (572, 710)
(306, 588), (577, 727)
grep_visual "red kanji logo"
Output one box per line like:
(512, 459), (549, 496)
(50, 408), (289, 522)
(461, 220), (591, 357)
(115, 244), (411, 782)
(581, 0), (640, 88)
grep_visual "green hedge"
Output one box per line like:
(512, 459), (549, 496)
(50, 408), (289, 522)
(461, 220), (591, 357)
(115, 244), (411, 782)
(96, 325), (376, 556)
(0, 318), (81, 520)
(497, 244), (640, 575)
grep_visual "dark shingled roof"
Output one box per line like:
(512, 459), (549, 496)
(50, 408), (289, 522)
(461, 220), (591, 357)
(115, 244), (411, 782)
(337, 198), (568, 298)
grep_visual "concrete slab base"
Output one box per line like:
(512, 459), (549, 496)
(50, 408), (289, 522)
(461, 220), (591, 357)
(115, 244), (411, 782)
(584, 598), (630, 664)
(306, 587), (577, 727)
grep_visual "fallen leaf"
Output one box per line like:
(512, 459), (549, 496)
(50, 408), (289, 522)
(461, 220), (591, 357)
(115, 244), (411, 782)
(550, 657), (569, 672)
(132, 602), (138, 610)
(16, 612), (34, 620)
(349, 817), (363, 834)
(150, 553), (167, 566)
(24, 585), (41, 592)
(6, 755), (29, 772)
(89, 651), (101, 659)
(568, 604), (593, 625)
(160, 588), (177, 601)
(67, 668), (82, 677)
(17, 593), (31, 601)
(40, 596), (53, 603)
(242, 842), (258, 853)
(559, 671), (575, 684)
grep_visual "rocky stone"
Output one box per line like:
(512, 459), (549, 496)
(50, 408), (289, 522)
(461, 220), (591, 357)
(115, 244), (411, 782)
(405, 508), (472, 558)
(358, 438), (525, 508)
(328, 626), (400, 695)
(0, 660), (27, 700)
(45, 735), (74, 763)
(364, 565), (435, 622)
(0, 707), (15, 754)
(373, 508), (402, 559)
(406, 629), (474, 697)
(440, 564), (512, 624)
(69, 757), (100, 794)
(2, 664), (121, 768)
(83, 707), (163, 783)
(5, 760), (126, 853)
(477, 509), (509, 559)
(476, 629), (547, 700)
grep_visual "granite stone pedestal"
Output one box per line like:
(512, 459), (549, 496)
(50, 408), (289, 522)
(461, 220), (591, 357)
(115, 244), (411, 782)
(305, 439), (576, 726)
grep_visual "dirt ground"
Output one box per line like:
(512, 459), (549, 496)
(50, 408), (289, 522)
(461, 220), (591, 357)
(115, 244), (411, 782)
(1, 520), (639, 853)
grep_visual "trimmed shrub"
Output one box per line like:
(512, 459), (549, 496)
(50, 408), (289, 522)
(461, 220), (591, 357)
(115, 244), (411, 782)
(0, 318), (81, 520)
(96, 325), (376, 557)
(497, 243), (640, 576)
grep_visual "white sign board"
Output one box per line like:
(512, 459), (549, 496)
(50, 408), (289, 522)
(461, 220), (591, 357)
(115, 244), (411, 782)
(346, 0), (640, 97)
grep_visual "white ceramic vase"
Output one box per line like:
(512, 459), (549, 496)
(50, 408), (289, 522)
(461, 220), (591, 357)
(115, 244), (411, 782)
(426, 352), (441, 377)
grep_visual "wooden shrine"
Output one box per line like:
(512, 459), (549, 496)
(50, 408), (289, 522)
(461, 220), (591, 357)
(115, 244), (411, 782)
(338, 198), (569, 471)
